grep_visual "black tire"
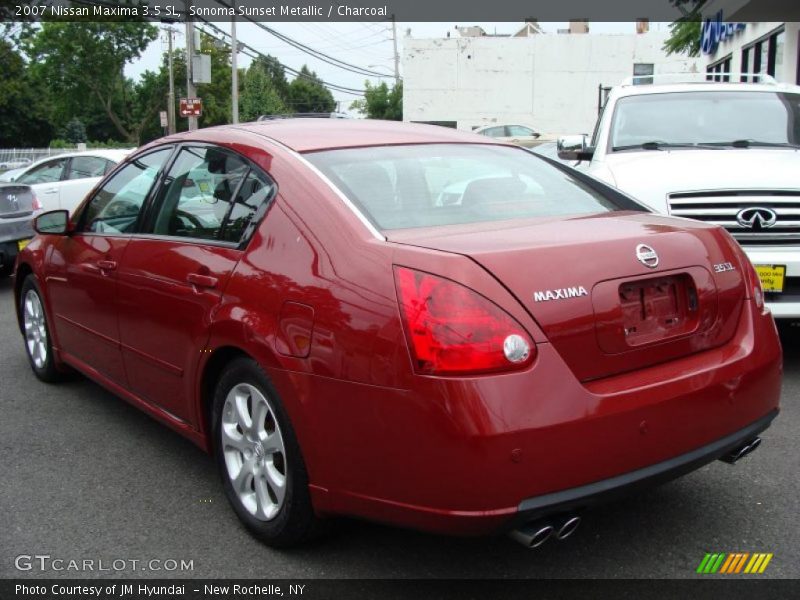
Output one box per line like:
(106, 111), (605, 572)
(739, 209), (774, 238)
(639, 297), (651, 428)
(0, 262), (12, 278)
(212, 357), (324, 547)
(19, 275), (65, 383)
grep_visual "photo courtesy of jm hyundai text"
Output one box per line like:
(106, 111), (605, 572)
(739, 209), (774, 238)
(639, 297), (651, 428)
(13, 119), (782, 548)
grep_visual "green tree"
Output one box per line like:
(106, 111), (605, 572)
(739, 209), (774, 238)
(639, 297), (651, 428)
(250, 55), (290, 102)
(0, 38), (52, 146)
(286, 66), (336, 113)
(350, 81), (402, 120)
(62, 118), (88, 144)
(25, 22), (159, 143)
(663, 19), (702, 57)
(240, 61), (288, 121)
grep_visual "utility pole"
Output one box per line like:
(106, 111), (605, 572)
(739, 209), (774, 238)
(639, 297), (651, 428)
(166, 27), (176, 134)
(391, 14), (400, 85)
(185, 1), (198, 131)
(231, 1), (239, 124)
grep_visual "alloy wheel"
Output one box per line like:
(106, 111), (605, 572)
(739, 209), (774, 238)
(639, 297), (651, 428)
(221, 383), (287, 521)
(23, 289), (48, 369)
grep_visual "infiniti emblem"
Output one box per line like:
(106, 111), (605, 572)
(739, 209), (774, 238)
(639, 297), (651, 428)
(636, 244), (659, 268)
(736, 207), (777, 230)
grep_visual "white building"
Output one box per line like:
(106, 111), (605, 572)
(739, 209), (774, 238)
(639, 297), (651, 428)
(403, 27), (701, 135)
(702, 21), (799, 84)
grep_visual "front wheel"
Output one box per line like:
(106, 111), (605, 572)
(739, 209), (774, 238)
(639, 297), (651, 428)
(19, 275), (64, 383)
(212, 358), (324, 547)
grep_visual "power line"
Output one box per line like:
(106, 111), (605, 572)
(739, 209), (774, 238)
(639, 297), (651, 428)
(195, 20), (365, 96)
(212, 0), (395, 79)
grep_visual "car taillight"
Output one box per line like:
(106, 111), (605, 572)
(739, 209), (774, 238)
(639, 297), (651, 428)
(744, 259), (765, 309)
(32, 194), (41, 211)
(394, 266), (535, 376)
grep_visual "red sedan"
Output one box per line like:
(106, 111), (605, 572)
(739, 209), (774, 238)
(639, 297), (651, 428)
(14, 120), (781, 548)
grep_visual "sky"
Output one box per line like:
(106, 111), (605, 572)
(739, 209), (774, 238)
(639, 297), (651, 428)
(125, 21), (667, 112)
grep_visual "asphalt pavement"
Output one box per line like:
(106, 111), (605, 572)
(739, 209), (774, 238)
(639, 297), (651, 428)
(0, 275), (798, 579)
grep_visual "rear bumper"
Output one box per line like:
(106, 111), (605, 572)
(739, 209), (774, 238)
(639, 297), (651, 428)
(513, 408), (776, 524)
(0, 216), (35, 269)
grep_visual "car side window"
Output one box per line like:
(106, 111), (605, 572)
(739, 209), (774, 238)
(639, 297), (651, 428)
(150, 145), (274, 244)
(16, 158), (67, 184)
(507, 125), (535, 137)
(80, 148), (172, 235)
(66, 156), (110, 180)
(481, 126), (505, 138)
(219, 170), (275, 243)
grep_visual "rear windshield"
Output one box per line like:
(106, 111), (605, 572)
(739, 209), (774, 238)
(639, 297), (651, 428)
(305, 144), (625, 230)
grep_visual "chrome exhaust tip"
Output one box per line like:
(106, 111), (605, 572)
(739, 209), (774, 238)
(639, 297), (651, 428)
(720, 437), (762, 464)
(556, 516), (581, 540)
(508, 523), (554, 548)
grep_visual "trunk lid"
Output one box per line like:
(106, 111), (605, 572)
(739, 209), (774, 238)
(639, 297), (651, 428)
(388, 211), (747, 381)
(0, 185), (35, 219)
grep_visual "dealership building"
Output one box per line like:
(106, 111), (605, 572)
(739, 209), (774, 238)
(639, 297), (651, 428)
(702, 21), (799, 84)
(402, 22), (701, 135)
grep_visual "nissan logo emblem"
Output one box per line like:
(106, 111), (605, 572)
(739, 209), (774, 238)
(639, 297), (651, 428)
(636, 244), (659, 268)
(736, 207), (778, 230)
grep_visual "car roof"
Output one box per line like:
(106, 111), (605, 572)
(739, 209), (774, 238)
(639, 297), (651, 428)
(24, 148), (134, 169)
(612, 81), (800, 99)
(159, 119), (499, 153)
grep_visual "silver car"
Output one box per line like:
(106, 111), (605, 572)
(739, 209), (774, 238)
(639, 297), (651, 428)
(0, 184), (40, 277)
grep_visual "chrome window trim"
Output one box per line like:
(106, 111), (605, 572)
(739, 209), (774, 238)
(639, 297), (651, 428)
(248, 133), (386, 241)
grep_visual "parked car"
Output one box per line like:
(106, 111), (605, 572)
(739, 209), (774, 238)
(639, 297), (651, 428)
(558, 76), (800, 319)
(10, 149), (132, 216)
(0, 184), (40, 277)
(0, 167), (27, 183)
(15, 120), (781, 548)
(528, 141), (579, 166)
(474, 124), (554, 147)
(0, 157), (32, 171)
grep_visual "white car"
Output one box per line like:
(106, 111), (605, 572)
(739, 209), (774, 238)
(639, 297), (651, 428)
(11, 149), (133, 215)
(558, 76), (800, 319)
(0, 157), (32, 170)
(0, 167), (27, 182)
(474, 124), (554, 147)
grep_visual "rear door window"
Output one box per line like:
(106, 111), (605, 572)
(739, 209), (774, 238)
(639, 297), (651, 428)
(16, 158), (67, 184)
(66, 156), (112, 180)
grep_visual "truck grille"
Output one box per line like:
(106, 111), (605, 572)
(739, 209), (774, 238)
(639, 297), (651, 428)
(668, 190), (800, 245)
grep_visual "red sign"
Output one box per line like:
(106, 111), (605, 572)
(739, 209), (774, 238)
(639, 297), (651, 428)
(179, 98), (202, 117)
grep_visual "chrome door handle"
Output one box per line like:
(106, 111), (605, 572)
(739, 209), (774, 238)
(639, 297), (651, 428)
(97, 260), (117, 271)
(187, 273), (218, 289)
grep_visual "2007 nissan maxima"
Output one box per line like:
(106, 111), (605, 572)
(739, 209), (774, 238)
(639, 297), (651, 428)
(14, 120), (781, 548)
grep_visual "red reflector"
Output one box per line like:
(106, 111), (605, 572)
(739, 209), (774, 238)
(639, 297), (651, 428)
(394, 266), (535, 375)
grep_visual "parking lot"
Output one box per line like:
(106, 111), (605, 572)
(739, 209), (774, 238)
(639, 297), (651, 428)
(0, 275), (797, 579)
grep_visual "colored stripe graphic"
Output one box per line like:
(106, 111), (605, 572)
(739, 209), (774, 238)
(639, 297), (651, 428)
(719, 554), (736, 574)
(700, 552), (773, 574)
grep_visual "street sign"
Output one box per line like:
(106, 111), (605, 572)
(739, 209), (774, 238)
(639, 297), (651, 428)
(179, 98), (203, 118)
(192, 54), (212, 84)
(159, 111), (168, 127)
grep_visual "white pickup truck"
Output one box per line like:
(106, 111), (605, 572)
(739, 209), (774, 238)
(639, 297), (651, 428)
(558, 76), (800, 319)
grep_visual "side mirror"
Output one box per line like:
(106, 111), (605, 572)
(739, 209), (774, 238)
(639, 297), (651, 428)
(34, 210), (70, 235)
(557, 135), (594, 161)
(532, 132), (542, 139)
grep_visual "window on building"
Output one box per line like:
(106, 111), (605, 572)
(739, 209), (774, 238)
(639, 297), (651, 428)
(743, 27), (785, 81)
(633, 63), (654, 85)
(706, 55), (732, 82)
(741, 47), (749, 82)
